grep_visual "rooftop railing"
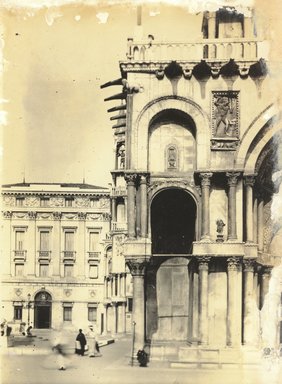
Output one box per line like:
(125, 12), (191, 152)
(126, 38), (265, 62)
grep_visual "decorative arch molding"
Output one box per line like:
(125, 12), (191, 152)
(33, 289), (52, 302)
(235, 103), (280, 169)
(244, 123), (282, 174)
(133, 96), (210, 170)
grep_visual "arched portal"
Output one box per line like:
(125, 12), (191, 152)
(151, 188), (196, 254)
(34, 291), (52, 329)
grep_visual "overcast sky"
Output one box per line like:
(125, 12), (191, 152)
(1, 0), (280, 188)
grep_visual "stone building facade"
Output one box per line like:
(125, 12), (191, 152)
(102, 7), (282, 363)
(1, 182), (111, 333)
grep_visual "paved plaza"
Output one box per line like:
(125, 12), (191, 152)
(1, 331), (281, 384)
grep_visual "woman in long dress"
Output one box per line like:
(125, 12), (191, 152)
(87, 325), (101, 357)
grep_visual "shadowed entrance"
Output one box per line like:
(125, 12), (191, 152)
(151, 188), (196, 254)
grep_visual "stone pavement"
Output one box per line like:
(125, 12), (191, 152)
(1, 331), (281, 384)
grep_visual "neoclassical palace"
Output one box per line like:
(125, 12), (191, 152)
(1, 182), (133, 334)
(101, 7), (282, 364)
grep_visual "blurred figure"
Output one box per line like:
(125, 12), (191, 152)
(26, 325), (33, 337)
(50, 326), (74, 370)
(19, 322), (26, 336)
(87, 324), (101, 357)
(75, 329), (87, 356)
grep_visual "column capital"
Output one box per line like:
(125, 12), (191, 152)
(124, 173), (138, 185)
(28, 211), (37, 220)
(197, 256), (211, 271)
(52, 211), (62, 220)
(226, 172), (240, 186)
(126, 258), (149, 276)
(199, 172), (213, 187)
(243, 258), (256, 272)
(227, 256), (241, 271)
(139, 173), (149, 184)
(244, 175), (256, 186)
(262, 265), (273, 275)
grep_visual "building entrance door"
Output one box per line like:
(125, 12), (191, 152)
(34, 291), (52, 329)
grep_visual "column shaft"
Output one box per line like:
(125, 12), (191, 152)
(198, 257), (210, 345)
(200, 173), (212, 239)
(227, 257), (240, 346)
(253, 197), (258, 243)
(226, 172), (240, 240)
(125, 175), (136, 239)
(260, 267), (272, 308)
(111, 198), (117, 222)
(140, 175), (148, 238)
(257, 198), (264, 251)
(245, 176), (255, 242)
(243, 259), (255, 345)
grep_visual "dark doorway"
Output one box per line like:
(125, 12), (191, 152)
(151, 189), (196, 254)
(34, 291), (52, 329)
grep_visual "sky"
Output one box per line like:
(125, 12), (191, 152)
(0, 0), (281, 188)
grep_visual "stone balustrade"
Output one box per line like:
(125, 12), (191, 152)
(126, 38), (264, 62)
(111, 187), (127, 197)
(111, 221), (127, 232)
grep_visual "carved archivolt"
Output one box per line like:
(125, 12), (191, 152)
(148, 179), (199, 203)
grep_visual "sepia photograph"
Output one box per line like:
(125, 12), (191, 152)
(0, 0), (282, 383)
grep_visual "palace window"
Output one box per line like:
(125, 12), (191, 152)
(89, 232), (99, 252)
(127, 298), (133, 312)
(64, 264), (73, 277)
(14, 305), (23, 321)
(40, 231), (50, 251)
(89, 265), (98, 279)
(39, 264), (49, 277)
(15, 230), (25, 251)
(15, 263), (24, 276)
(64, 231), (74, 251)
(88, 305), (97, 322)
(63, 307), (72, 322)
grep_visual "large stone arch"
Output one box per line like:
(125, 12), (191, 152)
(133, 96), (210, 170)
(235, 103), (280, 170)
(244, 121), (282, 174)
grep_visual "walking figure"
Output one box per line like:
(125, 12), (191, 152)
(75, 329), (87, 356)
(87, 324), (101, 357)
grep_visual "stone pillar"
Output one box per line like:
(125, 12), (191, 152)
(245, 175), (255, 243)
(112, 302), (118, 334)
(227, 257), (240, 346)
(126, 258), (148, 362)
(125, 174), (137, 239)
(260, 266), (272, 308)
(243, 259), (255, 345)
(257, 196), (264, 252)
(140, 174), (148, 238)
(103, 304), (108, 335)
(253, 196), (258, 244)
(197, 256), (211, 345)
(111, 198), (116, 222)
(117, 302), (126, 333)
(52, 212), (62, 276)
(199, 173), (212, 240)
(117, 274), (120, 297)
(226, 172), (240, 240)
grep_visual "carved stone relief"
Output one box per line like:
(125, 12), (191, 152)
(99, 197), (110, 208)
(49, 197), (65, 207)
(211, 91), (239, 150)
(75, 197), (90, 208)
(3, 196), (16, 207)
(25, 196), (39, 207)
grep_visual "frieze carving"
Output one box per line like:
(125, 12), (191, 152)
(99, 197), (110, 208)
(114, 235), (125, 257)
(77, 212), (87, 220)
(147, 178), (196, 194)
(49, 197), (64, 207)
(64, 213), (77, 220)
(28, 211), (37, 220)
(211, 91), (239, 151)
(25, 196), (39, 207)
(126, 258), (149, 276)
(75, 197), (90, 208)
(87, 213), (103, 221)
(37, 213), (51, 220)
(3, 196), (16, 207)
(53, 212), (62, 220)
(197, 256), (211, 271)
(3, 211), (12, 219)
(14, 212), (27, 219)
(227, 256), (240, 271)
(243, 258), (256, 272)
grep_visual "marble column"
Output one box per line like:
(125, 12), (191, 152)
(245, 175), (255, 243)
(253, 196), (258, 244)
(112, 302), (118, 334)
(199, 173), (212, 240)
(243, 259), (255, 345)
(260, 266), (272, 308)
(126, 258), (148, 363)
(257, 195), (264, 252)
(111, 198), (116, 223)
(103, 304), (108, 335)
(125, 174), (137, 239)
(227, 257), (240, 346)
(197, 256), (211, 345)
(140, 174), (148, 238)
(226, 172), (240, 240)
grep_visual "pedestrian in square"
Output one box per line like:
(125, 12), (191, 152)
(75, 329), (87, 356)
(87, 324), (101, 357)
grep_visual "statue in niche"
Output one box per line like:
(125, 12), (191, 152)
(167, 146), (177, 169)
(216, 219), (225, 242)
(117, 144), (125, 169)
(213, 94), (237, 137)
